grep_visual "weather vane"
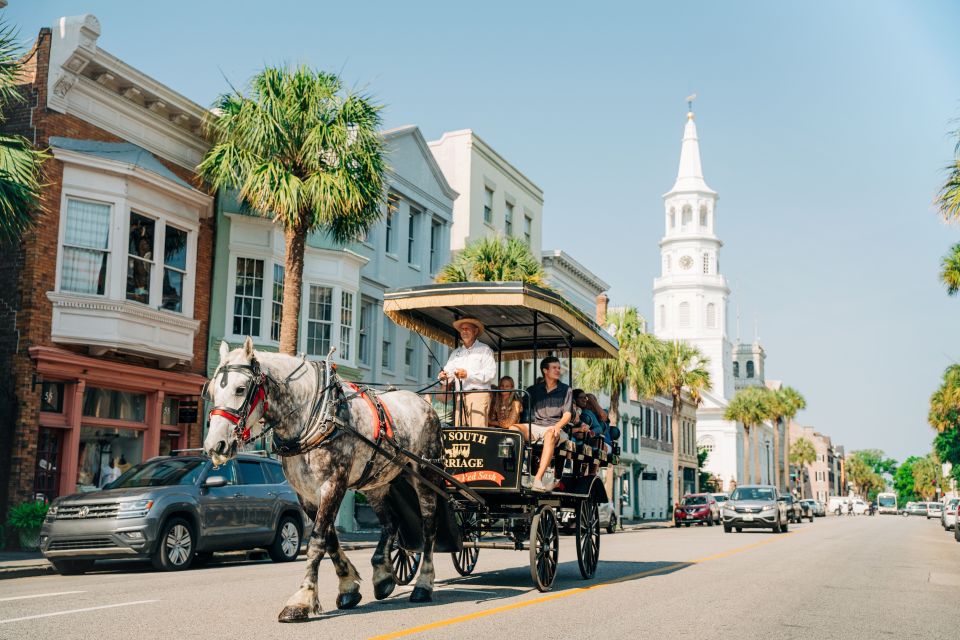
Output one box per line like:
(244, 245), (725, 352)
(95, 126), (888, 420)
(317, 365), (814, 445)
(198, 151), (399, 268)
(686, 93), (697, 112)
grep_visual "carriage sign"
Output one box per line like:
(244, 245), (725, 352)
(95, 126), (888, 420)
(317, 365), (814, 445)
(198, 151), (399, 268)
(441, 428), (521, 490)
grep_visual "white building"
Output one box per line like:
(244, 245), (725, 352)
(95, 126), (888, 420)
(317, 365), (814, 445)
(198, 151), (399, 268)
(429, 129), (543, 256)
(652, 109), (774, 491)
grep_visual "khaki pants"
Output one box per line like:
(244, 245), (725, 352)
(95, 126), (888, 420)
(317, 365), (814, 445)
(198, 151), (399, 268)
(456, 391), (490, 427)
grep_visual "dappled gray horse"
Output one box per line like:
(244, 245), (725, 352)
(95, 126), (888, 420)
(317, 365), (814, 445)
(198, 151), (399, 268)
(203, 338), (443, 622)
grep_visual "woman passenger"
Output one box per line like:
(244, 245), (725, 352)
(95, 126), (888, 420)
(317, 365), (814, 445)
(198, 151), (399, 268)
(488, 375), (523, 429)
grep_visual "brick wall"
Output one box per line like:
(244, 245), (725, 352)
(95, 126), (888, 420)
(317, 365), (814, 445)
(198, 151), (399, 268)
(1, 28), (212, 521)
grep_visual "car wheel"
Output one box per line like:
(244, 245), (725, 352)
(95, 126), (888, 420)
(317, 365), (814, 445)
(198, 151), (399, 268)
(152, 517), (195, 571)
(51, 559), (95, 575)
(955, 523), (960, 543)
(684, 523), (690, 527)
(782, 517), (789, 533)
(773, 518), (782, 534)
(607, 514), (617, 534)
(736, 527), (742, 533)
(723, 525), (731, 533)
(268, 516), (302, 562)
(674, 520), (681, 528)
(707, 517), (714, 527)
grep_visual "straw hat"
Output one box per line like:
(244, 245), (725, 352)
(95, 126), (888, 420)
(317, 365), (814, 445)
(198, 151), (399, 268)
(452, 317), (484, 334)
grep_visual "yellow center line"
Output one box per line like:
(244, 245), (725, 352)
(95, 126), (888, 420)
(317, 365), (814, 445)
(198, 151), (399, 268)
(369, 529), (806, 639)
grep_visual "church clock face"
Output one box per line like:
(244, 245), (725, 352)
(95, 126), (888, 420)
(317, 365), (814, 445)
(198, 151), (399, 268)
(679, 255), (694, 270)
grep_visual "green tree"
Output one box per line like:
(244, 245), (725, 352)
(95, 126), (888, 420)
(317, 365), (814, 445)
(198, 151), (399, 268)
(912, 454), (943, 500)
(437, 235), (545, 286)
(941, 243), (960, 296)
(656, 339), (711, 505)
(778, 387), (806, 493)
(851, 449), (898, 478)
(0, 20), (48, 244)
(697, 445), (716, 492)
(789, 437), (817, 499)
(725, 386), (772, 485)
(198, 66), (386, 354)
(929, 365), (960, 433)
(766, 386), (806, 491)
(935, 127), (960, 223)
(893, 456), (921, 507)
(933, 428), (960, 486)
(577, 307), (661, 428)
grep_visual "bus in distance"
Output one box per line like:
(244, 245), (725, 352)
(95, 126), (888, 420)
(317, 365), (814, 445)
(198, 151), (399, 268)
(877, 492), (897, 514)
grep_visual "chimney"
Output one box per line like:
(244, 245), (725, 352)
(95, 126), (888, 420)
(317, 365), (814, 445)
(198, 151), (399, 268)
(595, 293), (609, 325)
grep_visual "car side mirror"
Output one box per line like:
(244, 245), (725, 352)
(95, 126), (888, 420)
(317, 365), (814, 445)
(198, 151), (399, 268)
(204, 475), (228, 488)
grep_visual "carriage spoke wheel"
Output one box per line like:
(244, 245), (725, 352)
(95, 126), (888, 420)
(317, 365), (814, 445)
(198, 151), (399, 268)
(452, 511), (480, 576)
(575, 500), (600, 579)
(388, 534), (421, 586)
(529, 506), (559, 592)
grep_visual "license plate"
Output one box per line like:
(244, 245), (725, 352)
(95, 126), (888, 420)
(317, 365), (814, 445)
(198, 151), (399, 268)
(742, 514), (754, 521)
(686, 514), (694, 519)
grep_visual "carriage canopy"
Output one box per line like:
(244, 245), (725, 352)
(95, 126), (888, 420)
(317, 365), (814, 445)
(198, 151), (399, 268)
(382, 282), (619, 361)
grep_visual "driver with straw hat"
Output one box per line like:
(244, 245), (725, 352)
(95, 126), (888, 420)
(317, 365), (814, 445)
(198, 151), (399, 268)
(438, 317), (496, 426)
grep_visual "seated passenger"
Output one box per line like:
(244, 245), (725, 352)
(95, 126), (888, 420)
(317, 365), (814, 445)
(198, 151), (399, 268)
(573, 389), (612, 453)
(488, 376), (522, 429)
(518, 356), (572, 492)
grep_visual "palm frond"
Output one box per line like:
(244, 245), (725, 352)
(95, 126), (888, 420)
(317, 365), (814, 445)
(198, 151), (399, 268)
(941, 242), (960, 296)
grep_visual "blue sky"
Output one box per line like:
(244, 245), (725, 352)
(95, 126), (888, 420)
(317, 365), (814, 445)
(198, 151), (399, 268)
(9, 1), (960, 461)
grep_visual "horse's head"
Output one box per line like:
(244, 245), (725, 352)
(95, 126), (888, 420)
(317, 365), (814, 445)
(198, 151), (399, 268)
(203, 337), (269, 466)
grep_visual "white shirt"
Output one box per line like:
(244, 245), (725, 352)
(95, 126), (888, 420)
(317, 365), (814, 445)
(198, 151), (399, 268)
(443, 341), (496, 390)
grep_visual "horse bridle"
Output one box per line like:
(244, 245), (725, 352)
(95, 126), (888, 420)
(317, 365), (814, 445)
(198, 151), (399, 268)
(207, 358), (272, 444)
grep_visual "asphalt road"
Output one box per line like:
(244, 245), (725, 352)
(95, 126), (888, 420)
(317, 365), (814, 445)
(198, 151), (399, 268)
(2, 514), (959, 640)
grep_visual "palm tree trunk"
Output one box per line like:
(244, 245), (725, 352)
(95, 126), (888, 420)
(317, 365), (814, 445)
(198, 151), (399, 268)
(783, 423), (790, 493)
(742, 425), (750, 486)
(279, 223), (308, 355)
(752, 424), (760, 484)
(772, 418), (780, 491)
(608, 385), (620, 428)
(672, 395), (681, 506)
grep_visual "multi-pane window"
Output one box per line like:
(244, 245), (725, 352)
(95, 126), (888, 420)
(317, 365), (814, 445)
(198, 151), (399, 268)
(306, 285), (333, 356)
(407, 206), (420, 265)
(385, 194), (398, 254)
(233, 258), (264, 336)
(340, 291), (354, 360)
(405, 332), (417, 377)
(126, 212), (155, 304)
(381, 321), (394, 370)
(162, 225), (187, 312)
(505, 202), (514, 236)
(358, 299), (374, 366)
(483, 187), (493, 225)
(429, 219), (442, 274)
(631, 417), (640, 453)
(523, 215), (532, 245)
(271, 264), (284, 342)
(61, 198), (110, 295)
(703, 253), (710, 274)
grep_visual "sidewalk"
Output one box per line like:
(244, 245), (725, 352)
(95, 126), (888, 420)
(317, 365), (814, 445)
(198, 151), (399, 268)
(1, 522), (671, 580)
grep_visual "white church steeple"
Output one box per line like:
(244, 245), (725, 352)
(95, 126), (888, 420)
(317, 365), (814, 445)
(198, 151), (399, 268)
(653, 104), (734, 400)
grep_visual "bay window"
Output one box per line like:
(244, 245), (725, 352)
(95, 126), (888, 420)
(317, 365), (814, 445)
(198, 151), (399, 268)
(233, 257), (264, 336)
(162, 225), (188, 312)
(61, 198), (110, 295)
(306, 285), (333, 356)
(340, 291), (354, 360)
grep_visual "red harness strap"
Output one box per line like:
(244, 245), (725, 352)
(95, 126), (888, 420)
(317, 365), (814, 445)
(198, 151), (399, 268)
(346, 382), (394, 440)
(209, 386), (268, 443)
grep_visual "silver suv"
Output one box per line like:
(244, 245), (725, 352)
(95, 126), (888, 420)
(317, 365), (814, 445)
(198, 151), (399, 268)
(40, 453), (305, 574)
(722, 485), (789, 533)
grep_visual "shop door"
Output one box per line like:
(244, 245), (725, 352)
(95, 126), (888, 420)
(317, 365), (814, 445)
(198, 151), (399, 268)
(34, 428), (63, 503)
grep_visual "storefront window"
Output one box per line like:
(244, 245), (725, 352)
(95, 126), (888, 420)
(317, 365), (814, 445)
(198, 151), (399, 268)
(76, 426), (143, 492)
(40, 381), (65, 413)
(82, 387), (146, 422)
(161, 397), (180, 426)
(159, 432), (180, 456)
(127, 212), (155, 304)
(34, 428), (63, 502)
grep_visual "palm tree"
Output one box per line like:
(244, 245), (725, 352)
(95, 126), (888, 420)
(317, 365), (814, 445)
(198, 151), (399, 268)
(198, 66), (386, 354)
(935, 128), (960, 223)
(436, 235), (546, 286)
(789, 437), (816, 498)
(775, 387), (806, 492)
(911, 454), (943, 501)
(0, 20), (47, 244)
(577, 307), (660, 427)
(942, 243), (960, 296)
(657, 340), (711, 506)
(725, 386), (771, 484)
(929, 364), (960, 433)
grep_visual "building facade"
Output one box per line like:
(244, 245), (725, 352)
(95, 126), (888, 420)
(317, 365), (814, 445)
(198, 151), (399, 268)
(0, 15), (212, 520)
(789, 423), (838, 503)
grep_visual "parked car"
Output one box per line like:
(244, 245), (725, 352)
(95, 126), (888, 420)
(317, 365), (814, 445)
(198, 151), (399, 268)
(813, 501), (826, 517)
(798, 499), (817, 522)
(927, 501), (943, 520)
(560, 502), (618, 534)
(722, 485), (788, 533)
(40, 453), (306, 574)
(780, 493), (802, 523)
(941, 498), (959, 530)
(711, 492), (730, 513)
(674, 493), (720, 527)
(901, 502), (928, 517)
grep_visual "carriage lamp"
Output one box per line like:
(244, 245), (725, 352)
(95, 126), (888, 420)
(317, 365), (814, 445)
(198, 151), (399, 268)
(498, 438), (514, 459)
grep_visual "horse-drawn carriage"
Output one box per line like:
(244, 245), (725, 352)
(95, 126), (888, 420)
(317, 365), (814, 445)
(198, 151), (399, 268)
(203, 282), (620, 622)
(381, 282), (620, 591)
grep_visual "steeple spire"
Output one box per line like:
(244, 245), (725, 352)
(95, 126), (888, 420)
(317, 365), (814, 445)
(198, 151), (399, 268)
(668, 99), (715, 195)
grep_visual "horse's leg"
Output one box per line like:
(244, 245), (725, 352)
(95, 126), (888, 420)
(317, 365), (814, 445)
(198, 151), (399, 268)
(366, 488), (400, 600)
(325, 526), (362, 610)
(410, 469), (441, 603)
(278, 474), (347, 623)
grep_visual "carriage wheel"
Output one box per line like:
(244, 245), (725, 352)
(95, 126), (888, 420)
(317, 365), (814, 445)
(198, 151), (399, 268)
(389, 534), (421, 586)
(575, 500), (600, 579)
(529, 506), (559, 592)
(452, 511), (480, 576)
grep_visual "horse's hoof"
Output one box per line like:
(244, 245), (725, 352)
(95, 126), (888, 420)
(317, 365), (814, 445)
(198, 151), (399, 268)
(336, 592), (362, 610)
(409, 586), (433, 603)
(373, 579), (396, 600)
(278, 605), (312, 623)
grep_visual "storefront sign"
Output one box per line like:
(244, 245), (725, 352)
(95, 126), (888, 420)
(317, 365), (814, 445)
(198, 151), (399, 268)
(178, 399), (199, 424)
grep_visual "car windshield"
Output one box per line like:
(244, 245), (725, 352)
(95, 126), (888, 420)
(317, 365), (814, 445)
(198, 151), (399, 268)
(714, 495), (727, 502)
(878, 496), (896, 507)
(108, 458), (205, 488)
(682, 496), (707, 505)
(730, 488), (775, 501)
